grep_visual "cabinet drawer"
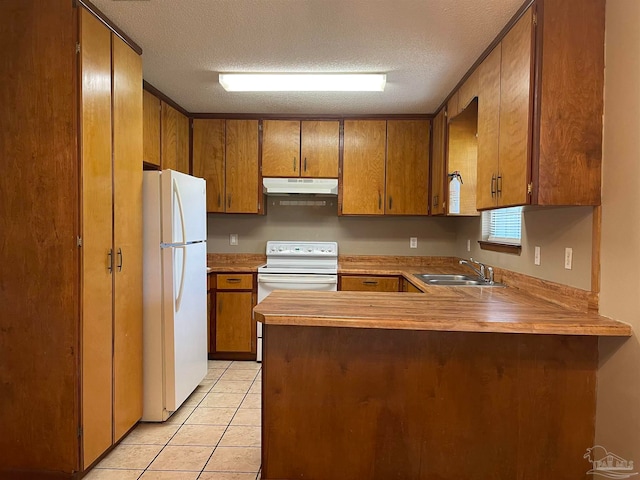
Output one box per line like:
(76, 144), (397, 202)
(217, 274), (253, 290)
(341, 276), (400, 292)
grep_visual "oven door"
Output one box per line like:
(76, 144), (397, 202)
(256, 273), (338, 362)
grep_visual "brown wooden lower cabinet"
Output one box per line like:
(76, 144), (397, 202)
(262, 325), (597, 480)
(209, 273), (257, 360)
(340, 275), (400, 292)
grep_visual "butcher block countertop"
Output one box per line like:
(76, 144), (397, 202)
(253, 287), (631, 337)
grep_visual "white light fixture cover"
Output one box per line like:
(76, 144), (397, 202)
(219, 73), (387, 92)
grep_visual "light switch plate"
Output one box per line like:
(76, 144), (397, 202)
(564, 247), (573, 270)
(230, 234), (238, 246)
(467, 239), (471, 252)
(534, 246), (540, 265)
(410, 237), (417, 248)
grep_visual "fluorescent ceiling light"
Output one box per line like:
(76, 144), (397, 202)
(219, 73), (387, 92)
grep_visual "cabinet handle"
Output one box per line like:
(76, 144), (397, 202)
(491, 175), (496, 197)
(304, 157), (307, 172)
(378, 192), (382, 210)
(293, 157), (296, 172)
(217, 193), (221, 208)
(117, 248), (123, 272)
(226, 278), (241, 283)
(107, 249), (113, 274)
(228, 195), (231, 208)
(389, 196), (393, 210)
(363, 280), (379, 286)
(497, 175), (503, 195)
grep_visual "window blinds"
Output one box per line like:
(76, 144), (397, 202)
(482, 206), (523, 245)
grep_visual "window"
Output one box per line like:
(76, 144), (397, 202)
(482, 206), (523, 245)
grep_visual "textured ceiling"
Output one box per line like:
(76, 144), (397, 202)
(92, 0), (524, 114)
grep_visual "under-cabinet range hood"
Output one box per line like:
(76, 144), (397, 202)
(262, 178), (338, 196)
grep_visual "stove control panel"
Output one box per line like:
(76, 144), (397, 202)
(266, 241), (338, 257)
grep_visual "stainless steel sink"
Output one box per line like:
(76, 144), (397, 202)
(414, 273), (505, 287)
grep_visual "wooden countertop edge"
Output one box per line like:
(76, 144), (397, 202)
(254, 313), (631, 337)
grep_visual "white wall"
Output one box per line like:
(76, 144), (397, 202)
(595, 0), (640, 461)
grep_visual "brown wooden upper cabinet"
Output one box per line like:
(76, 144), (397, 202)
(341, 120), (387, 215)
(193, 119), (225, 212)
(161, 102), (189, 174)
(430, 109), (446, 215)
(386, 120), (430, 215)
(476, 1), (604, 209)
(225, 119), (260, 213)
(342, 120), (430, 215)
(261, 120), (339, 178)
(142, 90), (161, 168)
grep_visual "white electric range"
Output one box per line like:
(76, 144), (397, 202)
(256, 241), (338, 362)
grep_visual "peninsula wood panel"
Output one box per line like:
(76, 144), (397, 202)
(225, 119), (259, 213)
(79, 8), (114, 468)
(261, 120), (300, 177)
(477, 44), (502, 210)
(535, 0), (604, 206)
(142, 90), (160, 167)
(161, 102), (178, 171)
(301, 120), (340, 178)
(0, 0), (80, 474)
(262, 325), (598, 480)
(193, 119), (225, 212)
(215, 292), (254, 352)
(111, 33), (143, 444)
(498, 7), (532, 207)
(386, 120), (429, 215)
(341, 120), (386, 215)
(430, 109), (446, 215)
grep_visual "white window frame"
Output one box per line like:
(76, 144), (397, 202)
(481, 206), (523, 245)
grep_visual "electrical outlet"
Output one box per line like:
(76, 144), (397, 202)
(410, 237), (418, 248)
(534, 246), (540, 266)
(230, 234), (238, 246)
(467, 239), (471, 252)
(564, 247), (573, 270)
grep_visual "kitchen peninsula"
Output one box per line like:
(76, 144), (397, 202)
(254, 286), (630, 480)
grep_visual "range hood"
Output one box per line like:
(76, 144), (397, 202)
(263, 178), (338, 196)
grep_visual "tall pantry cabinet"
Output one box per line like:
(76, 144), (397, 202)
(0, 2), (143, 478)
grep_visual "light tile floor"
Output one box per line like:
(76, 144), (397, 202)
(86, 360), (262, 480)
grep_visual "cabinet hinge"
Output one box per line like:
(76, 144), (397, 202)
(527, 183), (533, 195)
(75, 42), (80, 54)
(533, 12), (537, 26)
(258, 202), (261, 210)
(258, 123), (263, 132)
(77, 236), (82, 247)
(77, 426), (83, 438)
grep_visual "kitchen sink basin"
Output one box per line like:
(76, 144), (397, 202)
(414, 273), (505, 287)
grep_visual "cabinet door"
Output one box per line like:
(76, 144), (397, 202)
(111, 33), (143, 444)
(215, 292), (254, 353)
(477, 44), (501, 210)
(386, 120), (429, 215)
(341, 276), (400, 292)
(80, 8), (113, 468)
(193, 119), (225, 212)
(342, 120), (386, 215)
(142, 90), (160, 167)
(176, 111), (190, 174)
(161, 102), (177, 171)
(261, 120), (300, 177)
(447, 91), (460, 119)
(498, 7), (533, 207)
(430, 109), (446, 215)
(301, 120), (339, 178)
(458, 69), (479, 112)
(225, 120), (259, 213)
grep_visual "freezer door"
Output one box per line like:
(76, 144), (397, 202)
(162, 241), (208, 412)
(161, 169), (207, 244)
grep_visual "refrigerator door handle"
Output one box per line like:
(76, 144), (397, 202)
(174, 245), (187, 312)
(172, 177), (187, 244)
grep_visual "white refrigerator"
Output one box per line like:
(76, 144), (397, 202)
(142, 169), (208, 422)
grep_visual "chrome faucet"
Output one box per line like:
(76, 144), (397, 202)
(459, 258), (494, 284)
